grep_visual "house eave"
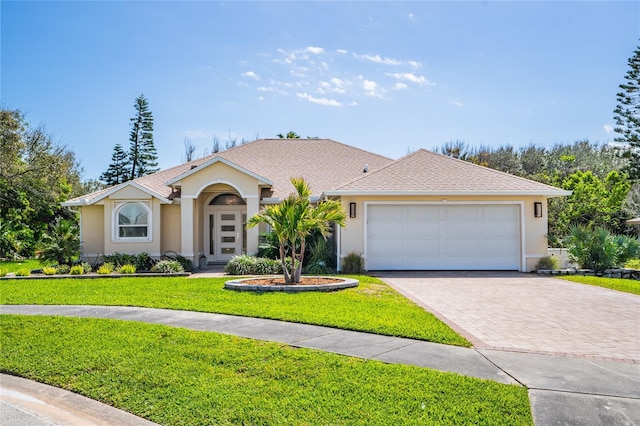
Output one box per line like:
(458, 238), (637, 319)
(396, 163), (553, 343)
(165, 157), (273, 187)
(322, 189), (572, 198)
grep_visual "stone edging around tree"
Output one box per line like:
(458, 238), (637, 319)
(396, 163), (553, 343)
(224, 277), (359, 292)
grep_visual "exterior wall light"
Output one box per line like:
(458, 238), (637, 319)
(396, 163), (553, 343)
(534, 202), (543, 218)
(349, 202), (356, 218)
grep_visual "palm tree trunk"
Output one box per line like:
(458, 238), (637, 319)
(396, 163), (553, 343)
(294, 240), (305, 283)
(280, 244), (291, 283)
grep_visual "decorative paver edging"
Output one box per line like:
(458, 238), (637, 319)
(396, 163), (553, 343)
(537, 268), (640, 280)
(0, 272), (191, 280)
(224, 277), (359, 292)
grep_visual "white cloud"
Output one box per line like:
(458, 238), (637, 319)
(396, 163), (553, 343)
(450, 100), (464, 107)
(354, 53), (421, 69)
(297, 92), (342, 107)
(603, 124), (614, 133)
(355, 53), (402, 66)
(306, 46), (324, 54)
(242, 71), (260, 80)
(360, 77), (385, 98)
(394, 82), (408, 90)
(336, 49), (348, 54)
(387, 72), (435, 86)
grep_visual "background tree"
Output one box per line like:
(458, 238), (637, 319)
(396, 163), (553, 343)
(100, 144), (129, 186)
(277, 131), (301, 139)
(0, 108), (84, 259)
(183, 137), (196, 162)
(614, 44), (640, 180)
(128, 94), (158, 179)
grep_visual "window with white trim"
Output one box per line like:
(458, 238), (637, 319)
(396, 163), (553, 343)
(115, 202), (151, 240)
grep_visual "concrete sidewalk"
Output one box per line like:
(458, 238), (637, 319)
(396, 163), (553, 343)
(2, 305), (639, 425)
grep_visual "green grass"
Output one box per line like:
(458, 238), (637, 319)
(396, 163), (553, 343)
(559, 275), (640, 295)
(0, 259), (46, 273)
(0, 315), (532, 425)
(0, 275), (469, 346)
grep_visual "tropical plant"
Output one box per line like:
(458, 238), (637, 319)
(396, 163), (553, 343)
(246, 178), (346, 284)
(305, 237), (332, 274)
(97, 263), (114, 275)
(37, 218), (80, 266)
(625, 259), (640, 269)
(42, 266), (57, 275)
(55, 264), (70, 275)
(341, 252), (364, 274)
(15, 268), (31, 276)
(535, 255), (560, 271)
(117, 264), (136, 274)
(613, 44), (640, 180)
(69, 265), (84, 275)
(224, 254), (282, 275)
(150, 260), (184, 274)
(565, 225), (640, 271)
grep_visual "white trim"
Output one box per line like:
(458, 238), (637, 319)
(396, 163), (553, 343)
(363, 200), (526, 272)
(111, 201), (153, 243)
(165, 157), (273, 186)
(324, 190), (571, 198)
(336, 224), (342, 272)
(191, 179), (257, 199)
(63, 181), (172, 206)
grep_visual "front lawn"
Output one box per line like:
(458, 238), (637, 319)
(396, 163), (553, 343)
(559, 275), (640, 295)
(0, 259), (47, 273)
(0, 315), (532, 425)
(0, 275), (469, 346)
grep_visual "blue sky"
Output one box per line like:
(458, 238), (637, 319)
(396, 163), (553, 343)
(2, 1), (639, 180)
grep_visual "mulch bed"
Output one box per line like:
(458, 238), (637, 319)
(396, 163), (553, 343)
(238, 277), (343, 286)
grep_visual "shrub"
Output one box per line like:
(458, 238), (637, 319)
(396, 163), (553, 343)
(305, 261), (331, 275)
(97, 263), (114, 275)
(536, 255), (560, 271)
(565, 225), (640, 272)
(0, 268), (7, 277)
(224, 255), (282, 275)
(69, 265), (84, 275)
(175, 255), (193, 272)
(134, 252), (154, 272)
(42, 266), (57, 275)
(80, 262), (92, 274)
(15, 268), (31, 277)
(625, 259), (640, 270)
(117, 264), (136, 274)
(341, 252), (364, 274)
(151, 260), (184, 274)
(55, 264), (70, 275)
(37, 219), (80, 265)
(102, 253), (137, 268)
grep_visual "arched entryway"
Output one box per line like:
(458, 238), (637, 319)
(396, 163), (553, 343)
(203, 193), (247, 263)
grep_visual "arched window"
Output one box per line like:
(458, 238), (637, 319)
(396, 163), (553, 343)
(115, 202), (150, 239)
(209, 193), (246, 206)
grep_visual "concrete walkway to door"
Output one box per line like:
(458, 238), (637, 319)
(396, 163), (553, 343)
(378, 271), (640, 363)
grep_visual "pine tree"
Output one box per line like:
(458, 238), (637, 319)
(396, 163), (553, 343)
(100, 144), (130, 186)
(614, 45), (640, 180)
(129, 94), (158, 179)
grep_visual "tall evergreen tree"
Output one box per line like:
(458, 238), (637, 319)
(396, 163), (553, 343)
(129, 94), (158, 179)
(614, 45), (640, 180)
(99, 144), (130, 186)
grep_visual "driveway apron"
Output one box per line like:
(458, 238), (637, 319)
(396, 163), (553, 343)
(378, 271), (640, 362)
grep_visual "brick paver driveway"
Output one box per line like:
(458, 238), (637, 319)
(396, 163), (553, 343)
(379, 271), (640, 362)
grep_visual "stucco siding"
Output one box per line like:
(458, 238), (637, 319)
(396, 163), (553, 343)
(160, 204), (181, 254)
(80, 205), (104, 257)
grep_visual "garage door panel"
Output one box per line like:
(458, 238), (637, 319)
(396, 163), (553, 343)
(405, 205), (440, 220)
(442, 221), (479, 237)
(366, 204), (521, 271)
(405, 238), (440, 254)
(479, 221), (519, 237)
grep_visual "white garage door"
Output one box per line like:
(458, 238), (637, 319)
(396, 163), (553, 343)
(366, 204), (521, 270)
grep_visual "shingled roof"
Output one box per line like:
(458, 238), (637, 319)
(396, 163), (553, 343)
(65, 139), (393, 204)
(326, 149), (570, 196)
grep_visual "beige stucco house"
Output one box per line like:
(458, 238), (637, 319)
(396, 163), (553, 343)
(63, 139), (570, 272)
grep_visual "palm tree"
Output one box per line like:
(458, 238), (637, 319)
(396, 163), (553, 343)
(276, 131), (301, 139)
(247, 178), (346, 283)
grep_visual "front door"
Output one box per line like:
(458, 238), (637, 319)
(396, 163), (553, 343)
(211, 210), (243, 262)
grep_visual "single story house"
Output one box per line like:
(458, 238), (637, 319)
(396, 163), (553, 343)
(63, 139), (570, 272)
